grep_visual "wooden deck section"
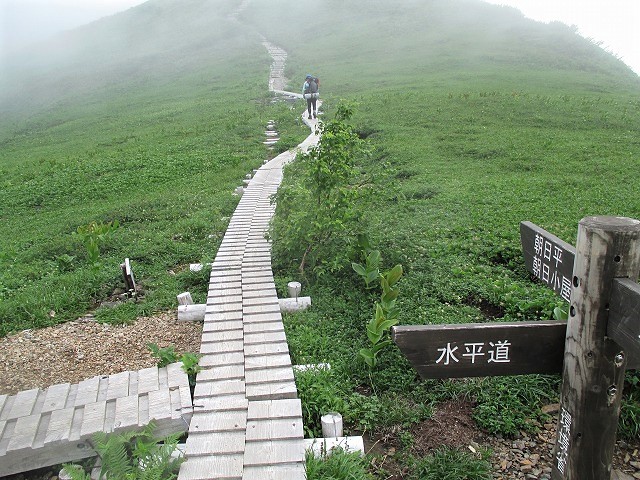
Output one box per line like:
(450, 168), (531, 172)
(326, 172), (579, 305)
(178, 122), (319, 479)
(0, 362), (192, 477)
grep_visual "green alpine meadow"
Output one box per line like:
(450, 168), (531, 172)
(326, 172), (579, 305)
(1, 0), (639, 477)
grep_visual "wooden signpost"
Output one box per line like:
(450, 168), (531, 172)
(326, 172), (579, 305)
(392, 216), (640, 480)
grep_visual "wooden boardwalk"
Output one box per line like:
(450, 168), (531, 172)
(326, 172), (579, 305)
(0, 362), (192, 477)
(178, 120), (320, 480)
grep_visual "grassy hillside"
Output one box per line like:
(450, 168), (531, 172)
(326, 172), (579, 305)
(242, 0), (640, 460)
(1, 0), (639, 472)
(0, 0), (310, 335)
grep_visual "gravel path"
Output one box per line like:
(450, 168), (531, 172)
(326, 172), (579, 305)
(0, 312), (202, 396)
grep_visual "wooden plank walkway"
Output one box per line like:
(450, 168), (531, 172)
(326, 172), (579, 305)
(178, 119), (319, 479)
(0, 362), (192, 477)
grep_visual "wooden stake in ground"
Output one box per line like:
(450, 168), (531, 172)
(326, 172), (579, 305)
(552, 216), (640, 480)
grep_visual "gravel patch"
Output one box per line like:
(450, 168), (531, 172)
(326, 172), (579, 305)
(0, 312), (202, 395)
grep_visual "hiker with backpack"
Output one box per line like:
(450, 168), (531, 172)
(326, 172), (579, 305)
(302, 74), (319, 119)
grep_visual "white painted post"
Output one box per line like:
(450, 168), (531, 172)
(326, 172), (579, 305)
(287, 281), (302, 300)
(177, 292), (193, 306)
(321, 412), (343, 438)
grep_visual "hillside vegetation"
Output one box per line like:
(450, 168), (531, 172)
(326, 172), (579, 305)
(1, 0), (639, 475)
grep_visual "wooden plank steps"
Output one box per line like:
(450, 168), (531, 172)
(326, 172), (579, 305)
(178, 106), (319, 478)
(0, 362), (192, 477)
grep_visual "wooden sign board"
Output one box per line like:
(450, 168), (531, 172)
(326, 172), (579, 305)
(392, 321), (567, 379)
(520, 221), (575, 302)
(522, 221), (639, 369)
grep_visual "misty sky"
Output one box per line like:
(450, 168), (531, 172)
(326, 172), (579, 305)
(1, 0), (639, 74)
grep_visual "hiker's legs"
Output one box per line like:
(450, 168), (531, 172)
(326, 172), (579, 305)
(311, 98), (317, 117)
(307, 98), (313, 117)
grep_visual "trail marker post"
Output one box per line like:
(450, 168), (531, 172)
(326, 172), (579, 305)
(392, 216), (640, 480)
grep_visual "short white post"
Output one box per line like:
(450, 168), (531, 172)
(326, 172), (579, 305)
(177, 292), (193, 305)
(321, 412), (343, 438)
(287, 281), (302, 300)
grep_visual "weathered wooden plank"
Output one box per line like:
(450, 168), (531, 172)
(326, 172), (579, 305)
(242, 283), (278, 293)
(96, 375), (109, 402)
(7, 414), (41, 452)
(106, 371), (130, 400)
(243, 304), (281, 315)
(80, 401), (106, 438)
(246, 382), (297, 401)
(177, 455), (244, 480)
(242, 288), (278, 299)
(0, 395), (16, 420)
(185, 431), (246, 455)
(245, 368), (294, 386)
(243, 439), (305, 465)
(608, 277), (640, 368)
(137, 366), (159, 394)
(147, 389), (171, 423)
(245, 418), (303, 441)
(244, 342), (290, 357)
(244, 322), (285, 334)
(205, 302), (243, 313)
(75, 376), (100, 407)
(166, 363), (190, 388)
(242, 464), (305, 480)
(392, 321), (567, 378)
(199, 352), (245, 367)
(247, 399), (302, 420)
(114, 395), (138, 432)
(0, 395), (7, 418)
(202, 320), (244, 332)
(173, 386), (193, 424)
(190, 411), (247, 433)
(193, 380), (246, 398)
(208, 287), (243, 298)
(244, 354), (292, 371)
(201, 329), (244, 343)
(242, 297), (280, 308)
(6, 389), (39, 419)
(40, 384), (71, 414)
(203, 311), (244, 323)
(31, 412), (52, 449)
(244, 331), (287, 345)
(128, 370), (139, 397)
(44, 407), (74, 445)
(197, 365), (244, 381)
(194, 395), (248, 413)
(201, 340), (244, 355)
(241, 312), (283, 323)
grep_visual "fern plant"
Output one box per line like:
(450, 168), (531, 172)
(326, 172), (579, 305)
(63, 422), (184, 480)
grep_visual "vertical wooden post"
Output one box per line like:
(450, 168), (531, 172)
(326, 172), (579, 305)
(552, 216), (640, 480)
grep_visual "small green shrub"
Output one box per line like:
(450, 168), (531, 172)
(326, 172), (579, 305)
(75, 220), (119, 269)
(305, 447), (373, 480)
(472, 375), (559, 437)
(270, 103), (370, 277)
(295, 368), (346, 437)
(148, 343), (179, 367)
(180, 351), (202, 387)
(409, 447), (492, 480)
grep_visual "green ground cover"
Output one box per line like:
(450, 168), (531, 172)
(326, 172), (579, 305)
(1, 0), (639, 476)
(0, 0), (310, 334)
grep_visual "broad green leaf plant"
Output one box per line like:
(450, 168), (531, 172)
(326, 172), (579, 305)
(352, 236), (403, 369)
(76, 220), (119, 270)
